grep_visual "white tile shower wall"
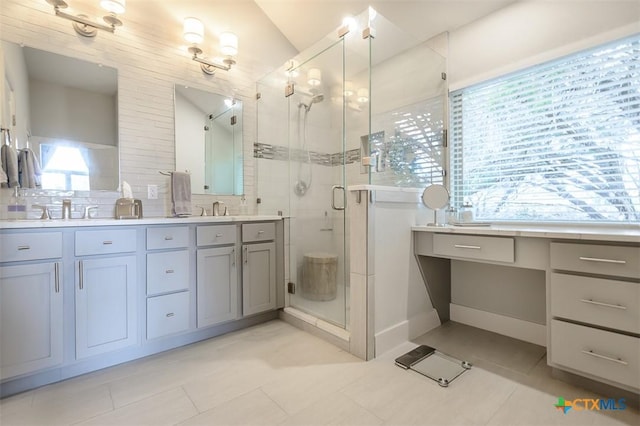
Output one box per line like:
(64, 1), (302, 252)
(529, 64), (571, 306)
(0, 0), (269, 218)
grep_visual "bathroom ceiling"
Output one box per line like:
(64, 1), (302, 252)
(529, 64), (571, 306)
(254, 0), (519, 52)
(120, 0), (517, 82)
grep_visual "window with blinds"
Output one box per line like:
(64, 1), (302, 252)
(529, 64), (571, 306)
(450, 33), (640, 223)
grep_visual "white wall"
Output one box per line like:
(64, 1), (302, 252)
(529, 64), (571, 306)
(449, 0), (640, 90)
(1, 41), (30, 147)
(371, 189), (440, 355)
(29, 79), (117, 146)
(0, 0), (297, 217)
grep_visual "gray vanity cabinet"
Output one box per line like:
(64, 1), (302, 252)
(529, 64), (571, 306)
(146, 226), (191, 340)
(75, 229), (138, 359)
(196, 225), (239, 328)
(241, 223), (276, 316)
(0, 232), (63, 380)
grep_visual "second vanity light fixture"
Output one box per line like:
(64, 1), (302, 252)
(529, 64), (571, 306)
(46, 0), (126, 37)
(184, 17), (238, 75)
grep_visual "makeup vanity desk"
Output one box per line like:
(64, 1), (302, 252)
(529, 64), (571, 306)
(412, 224), (640, 394)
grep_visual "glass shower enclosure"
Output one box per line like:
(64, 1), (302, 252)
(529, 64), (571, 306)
(256, 8), (447, 332)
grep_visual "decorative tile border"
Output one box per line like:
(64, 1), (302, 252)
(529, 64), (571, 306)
(254, 143), (361, 167)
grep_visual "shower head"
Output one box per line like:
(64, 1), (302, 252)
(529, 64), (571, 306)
(299, 93), (324, 112)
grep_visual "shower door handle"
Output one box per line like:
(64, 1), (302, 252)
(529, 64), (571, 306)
(331, 185), (345, 211)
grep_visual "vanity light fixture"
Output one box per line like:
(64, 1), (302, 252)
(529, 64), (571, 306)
(344, 81), (355, 97)
(184, 17), (238, 75)
(46, 0), (125, 37)
(357, 88), (369, 103)
(307, 68), (322, 87)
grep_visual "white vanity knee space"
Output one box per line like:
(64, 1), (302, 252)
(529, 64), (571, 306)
(412, 225), (640, 395)
(0, 216), (283, 397)
(549, 242), (640, 392)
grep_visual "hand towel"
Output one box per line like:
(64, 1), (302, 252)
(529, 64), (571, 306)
(171, 171), (192, 216)
(1, 144), (19, 188)
(17, 148), (42, 188)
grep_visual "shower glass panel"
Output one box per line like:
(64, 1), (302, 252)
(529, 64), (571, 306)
(366, 19), (447, 187)
(287, 40), (348, 328)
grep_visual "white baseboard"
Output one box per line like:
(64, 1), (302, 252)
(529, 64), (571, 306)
(374, 309), (441, 356)
(450, 304), (546, 347)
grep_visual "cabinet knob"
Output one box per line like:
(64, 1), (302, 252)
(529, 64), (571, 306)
(166, 312), (175, 318)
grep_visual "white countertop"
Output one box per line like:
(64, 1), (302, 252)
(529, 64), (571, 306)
(0, 215), (284, 229)
(412, 224), (640, 243)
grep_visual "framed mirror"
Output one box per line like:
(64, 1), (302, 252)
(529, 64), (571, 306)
(1, 41), (119, 191)
(174, 85), (243, 195)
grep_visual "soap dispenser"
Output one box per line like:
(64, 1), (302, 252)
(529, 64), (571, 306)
(7, 187), (27, 220)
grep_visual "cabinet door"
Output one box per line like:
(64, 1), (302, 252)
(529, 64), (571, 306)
(197, 246), (238, 328)
(242, 242), (276, 316)
(76, 255), (138, 359)
(0, 262), (62, 379)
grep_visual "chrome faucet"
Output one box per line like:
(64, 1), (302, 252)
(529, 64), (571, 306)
(212, 201), (226, 216)
(33, 204), (51, 220)
(62, 199), (72, 219)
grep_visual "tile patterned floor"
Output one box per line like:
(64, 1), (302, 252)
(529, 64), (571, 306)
(0, 320), (638, 425)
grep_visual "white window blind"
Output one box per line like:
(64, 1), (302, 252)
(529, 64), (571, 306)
(450, 33), (640, 223)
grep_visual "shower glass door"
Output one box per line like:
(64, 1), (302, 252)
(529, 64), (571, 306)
(287, 39), (348, 329)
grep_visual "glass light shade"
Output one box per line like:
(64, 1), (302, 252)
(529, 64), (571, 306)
(220, 32), (238, 56)
(307, 68), (322, 86)
(344, 81), (354, 97)
(357, 88), (369, 103)
(183, 17), (204, 45)
(100, 0), (126, 14)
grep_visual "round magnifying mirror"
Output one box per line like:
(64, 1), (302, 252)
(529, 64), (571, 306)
(421, 184), (450, 226)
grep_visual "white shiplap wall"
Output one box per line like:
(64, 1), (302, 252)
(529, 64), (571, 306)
(0, 0), (284, 217)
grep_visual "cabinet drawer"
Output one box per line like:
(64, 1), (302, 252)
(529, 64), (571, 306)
(147, 226), (189, 250)
(242, 222), (276, 243)
(550, 243), (640, 279)
(75, 229), (137, 256)
(0, 232), (62, 262)
(147, 250), (190, 296)
(551, 273), (640, 334)
(196, 224), (236, 247)
(147, 291), (190, 340)
(550, 320), (640, 390)
(432, 234), (514, 263)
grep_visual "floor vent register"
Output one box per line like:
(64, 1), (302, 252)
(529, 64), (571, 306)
(395, 345), (472, 387)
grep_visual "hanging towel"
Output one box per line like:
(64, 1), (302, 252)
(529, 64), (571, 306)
(18, 148), (42, 188)
(1, 144), (19, 188)
(171, 171), (192, 216)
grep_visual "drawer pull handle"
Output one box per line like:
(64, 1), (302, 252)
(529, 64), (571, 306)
(79, 261), (84, 290)
(454, 244), (481, 250)
(579, 299), (627, 310)
(581, 350), (628, 366)
(17, 245), (31, 251)
(103, 241), (113, 245)
(54, 262), (60, 293)
(216, 233), (223, 238)
(578, 256), (626, 265)
(165, 269), (175, 274)
(166, 312), (175, 318)
(258, 230), (265, 234)
(164, 236), (174, 241)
